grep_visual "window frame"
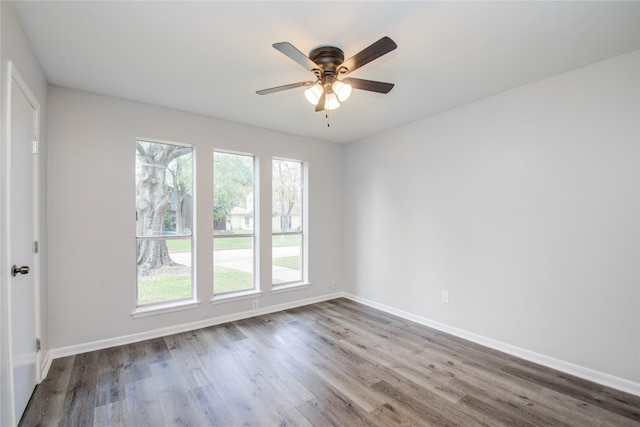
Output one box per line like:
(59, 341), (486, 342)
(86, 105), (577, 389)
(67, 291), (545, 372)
(212, 150), (257, 297)
(271, 157), (307, 289)
(133, 138), (197, 313)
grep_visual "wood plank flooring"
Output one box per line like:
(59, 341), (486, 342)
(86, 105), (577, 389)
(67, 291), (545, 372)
(20, 298), (640, 426)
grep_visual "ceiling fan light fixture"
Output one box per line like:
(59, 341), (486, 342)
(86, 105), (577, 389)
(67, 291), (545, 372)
(304, 82), (323, 105)
(324, 90), (340, 110)
(332, 79), (352, 102)
(258, 37), (397, 115)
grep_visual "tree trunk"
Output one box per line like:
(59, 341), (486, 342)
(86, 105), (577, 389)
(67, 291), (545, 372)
(175, 192), (185, 234)
(137, 239), (172, 270)
(173, 162), (186, 235)
(278, 191), (290, 231)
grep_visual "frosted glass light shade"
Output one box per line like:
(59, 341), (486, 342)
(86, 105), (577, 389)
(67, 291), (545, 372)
(332, 80), (352, 102)
(304, 83), (323, 105)
(324, 92), (340, 110)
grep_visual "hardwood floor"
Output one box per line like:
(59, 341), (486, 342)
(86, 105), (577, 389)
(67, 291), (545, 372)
(20, 298), (640, 426)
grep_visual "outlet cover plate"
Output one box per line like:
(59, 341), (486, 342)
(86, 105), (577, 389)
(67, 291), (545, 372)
(441, 290), (450, 304)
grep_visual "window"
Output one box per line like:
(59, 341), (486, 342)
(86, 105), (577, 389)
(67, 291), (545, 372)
(272, 158), (304, 286)
(213, 151), (255, 295)
(135, 140), (193, 306)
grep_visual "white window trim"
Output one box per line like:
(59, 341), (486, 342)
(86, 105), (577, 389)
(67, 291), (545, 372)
(135, 138), (196, 309)
(270, 282), (311, 295)
(132, 299), (200, 318)
(211, 289), (263, 305)
(213, 150), (258, 296)
(271, 158), (307, 286)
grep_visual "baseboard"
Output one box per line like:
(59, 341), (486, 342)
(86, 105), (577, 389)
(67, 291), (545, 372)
(49, 291), (345, 360)
(39, 350), (52, 383)
(342, 293), (640, 397)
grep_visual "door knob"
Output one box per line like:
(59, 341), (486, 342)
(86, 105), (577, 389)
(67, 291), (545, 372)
(12, 265), (29, 277)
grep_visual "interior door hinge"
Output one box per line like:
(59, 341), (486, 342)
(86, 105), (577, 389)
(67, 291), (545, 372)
(36, 338), (41, 352)
(34, 241), (38, 254)
(32, 140), (39, 154)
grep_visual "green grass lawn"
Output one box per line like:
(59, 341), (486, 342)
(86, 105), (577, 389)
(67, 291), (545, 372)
(138, 265), (254, 304)
(272, 256), (300, 270)
(214, 266), (253, 294)
(272, 234), (301, 247)
(137, 274), (191, 305)
(166, 234), (301, 252)
(214, 237), (252, 250)
(166, 239), (192, 252)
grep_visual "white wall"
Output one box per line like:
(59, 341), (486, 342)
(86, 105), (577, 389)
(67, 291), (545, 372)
(46, 87), (344, 350)
(344, 51), (640, 385)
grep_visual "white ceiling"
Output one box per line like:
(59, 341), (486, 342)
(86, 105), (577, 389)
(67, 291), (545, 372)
(12, 1), (640, 144)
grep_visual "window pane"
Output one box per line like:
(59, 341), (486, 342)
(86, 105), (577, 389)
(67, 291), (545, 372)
(272, 234), (302, 284)
(136, 140), (193, 237)
(213, 151), (255, 294)
(213, 237), (254, 294)
(137, 239), (192, 305)
(272, 158), (303, 286)
(135, 140), (193, 306)
(272, 159), (302, 233)
(214, 151), (254, 235)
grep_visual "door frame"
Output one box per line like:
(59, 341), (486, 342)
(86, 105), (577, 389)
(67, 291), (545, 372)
(3, 61), (42, 425)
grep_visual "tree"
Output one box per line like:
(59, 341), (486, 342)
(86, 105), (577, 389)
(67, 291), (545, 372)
(272, 160), (302, 232)
(167, 156), (192, 234)
(136, 141), (191, 272)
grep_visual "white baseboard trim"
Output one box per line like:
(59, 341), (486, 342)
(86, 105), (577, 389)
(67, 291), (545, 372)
(343, 293), (640, 397)
(49, 292), (345, 361)
(39, 350), (52, 383)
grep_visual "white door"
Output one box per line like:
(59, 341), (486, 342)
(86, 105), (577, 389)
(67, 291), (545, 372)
(7, 63), (40, 423)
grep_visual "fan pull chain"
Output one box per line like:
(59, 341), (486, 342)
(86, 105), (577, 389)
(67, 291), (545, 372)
(326, 112), (330, 128)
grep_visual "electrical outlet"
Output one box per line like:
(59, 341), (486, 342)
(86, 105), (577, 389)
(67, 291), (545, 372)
(441, 290), (450, 304)
(252, 299), (259, 310)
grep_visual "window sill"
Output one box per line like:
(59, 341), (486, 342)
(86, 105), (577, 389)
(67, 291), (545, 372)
(210, 289), (264, 305)
(132, 299), (200, 318)
(270, 282), (311, 295)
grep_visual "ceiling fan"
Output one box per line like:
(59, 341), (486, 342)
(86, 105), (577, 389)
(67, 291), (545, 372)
(256, 36), (397, 112)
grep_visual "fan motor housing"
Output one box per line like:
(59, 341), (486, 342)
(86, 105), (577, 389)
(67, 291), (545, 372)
(309, 46), (345, 73)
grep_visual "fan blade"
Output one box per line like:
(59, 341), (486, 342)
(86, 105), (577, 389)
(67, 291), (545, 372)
(315, 90), (326, 112)
(339, 36), (397, 74)
(343, 78), (394, 94)
(273, 42), (320, 71)
(256, 81), (314, 95)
